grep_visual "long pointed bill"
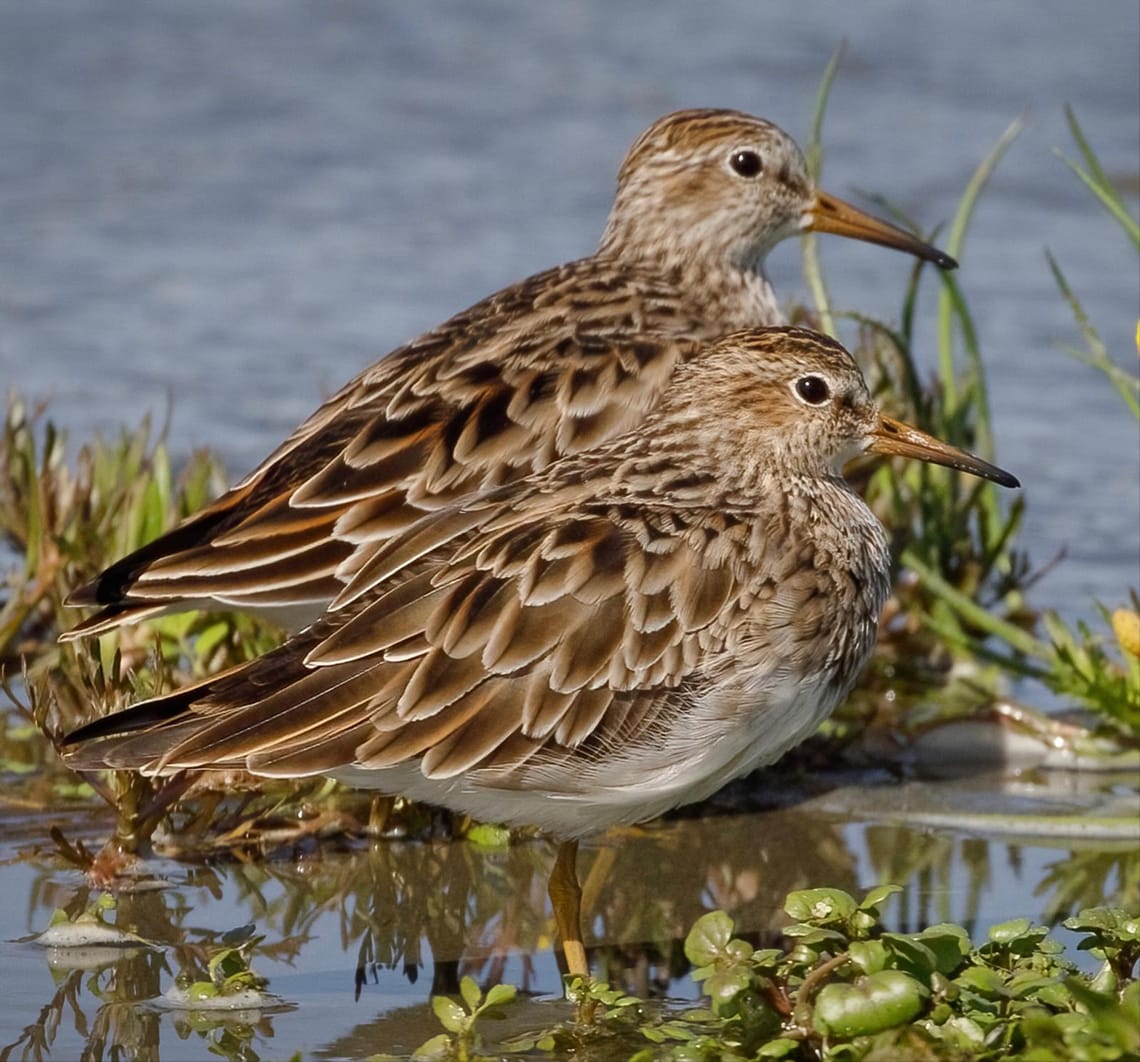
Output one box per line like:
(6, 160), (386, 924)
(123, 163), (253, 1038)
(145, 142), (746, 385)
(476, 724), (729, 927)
(807, 191), (957, 270)
(869, 416), (1020, 488)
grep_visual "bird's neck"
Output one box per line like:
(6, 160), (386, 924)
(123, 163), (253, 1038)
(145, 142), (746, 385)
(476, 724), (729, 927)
(598, 230), (785, 329)
(691, 263), (785, 329)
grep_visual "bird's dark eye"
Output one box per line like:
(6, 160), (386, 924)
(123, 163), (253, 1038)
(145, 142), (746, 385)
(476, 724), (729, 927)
(729, 149), (763, 178)
(795, 375), (831, 405)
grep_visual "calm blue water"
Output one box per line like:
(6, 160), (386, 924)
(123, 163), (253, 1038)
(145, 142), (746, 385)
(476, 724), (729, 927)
(0, 4), (1138, 1058)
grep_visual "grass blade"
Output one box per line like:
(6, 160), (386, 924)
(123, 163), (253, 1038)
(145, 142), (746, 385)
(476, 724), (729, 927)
(1058, 104), (1140, 250)
(801, 42), (846, 338)
(936, 115), (1025, 408)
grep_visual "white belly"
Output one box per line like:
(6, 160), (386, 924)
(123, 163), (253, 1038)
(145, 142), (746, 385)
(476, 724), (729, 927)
(331, 669), (842, 839)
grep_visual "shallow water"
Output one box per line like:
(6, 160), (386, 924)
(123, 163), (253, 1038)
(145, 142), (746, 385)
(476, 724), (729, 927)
(1, 764), (1136, 1059)
(1, 2), (1138, 1059)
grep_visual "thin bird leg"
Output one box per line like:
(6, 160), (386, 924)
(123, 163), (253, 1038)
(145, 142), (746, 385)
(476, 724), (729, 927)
(548, 839), (588, 979)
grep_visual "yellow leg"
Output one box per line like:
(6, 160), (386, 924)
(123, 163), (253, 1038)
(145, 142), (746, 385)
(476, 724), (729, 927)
(548, 839), (588, 978)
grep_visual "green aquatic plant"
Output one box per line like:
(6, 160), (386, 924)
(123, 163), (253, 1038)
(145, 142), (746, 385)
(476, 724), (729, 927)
(169, 923), (271, 1005)
(889, 108), (1140, 738)
(413, 976), (518, 1062)
(416, 886), (1140, 1060)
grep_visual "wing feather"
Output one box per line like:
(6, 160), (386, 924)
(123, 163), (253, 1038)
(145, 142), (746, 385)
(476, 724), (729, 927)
(64, 455), (762, 787)
(63, 262), (700, 636)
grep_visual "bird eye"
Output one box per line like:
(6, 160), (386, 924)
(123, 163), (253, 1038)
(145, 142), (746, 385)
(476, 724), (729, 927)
(794, 375), (831, 405)
(729, 149), (763, 178)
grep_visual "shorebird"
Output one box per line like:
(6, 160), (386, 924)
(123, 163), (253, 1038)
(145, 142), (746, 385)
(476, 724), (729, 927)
(60, 109), (955, 641)
(62, 327), (1018, 983)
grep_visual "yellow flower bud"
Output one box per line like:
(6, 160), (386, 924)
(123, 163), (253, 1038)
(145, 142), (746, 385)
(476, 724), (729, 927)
(1112, 608), (1140, 658)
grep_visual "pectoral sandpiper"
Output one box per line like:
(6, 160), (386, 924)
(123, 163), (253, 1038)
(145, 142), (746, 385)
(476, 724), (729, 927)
(62, 327), (1017, 982)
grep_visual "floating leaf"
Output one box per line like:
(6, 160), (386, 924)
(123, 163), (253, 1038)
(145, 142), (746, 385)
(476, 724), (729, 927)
(784, 887), (857, 924)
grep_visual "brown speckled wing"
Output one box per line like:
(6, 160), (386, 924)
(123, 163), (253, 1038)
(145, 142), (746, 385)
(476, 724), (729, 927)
(60, 481), (748, 780)
(62, 263), (702, 638)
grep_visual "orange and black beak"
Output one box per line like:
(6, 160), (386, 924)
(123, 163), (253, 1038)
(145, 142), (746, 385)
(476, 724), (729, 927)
(868, 415), (1019, 487)
(806, 191), (957, 271)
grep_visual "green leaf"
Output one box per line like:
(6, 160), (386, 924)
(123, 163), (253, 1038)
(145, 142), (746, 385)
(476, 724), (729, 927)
(756, 1038), (800, 1058)
(860, 883), (903, 912)
(1056, 106), (1140, 250)
(411, 1033), (453, 1060)
(684, 910), (735, 966)
(880, 933), (939, 976)
(482, 983), (516, 1010)
(465, 822), (511, 849)
(782, 925), (849, 949)
(430, 995), (467, 1034)
(1065, 977), (1140, 1054)
(936, 114), (1024, 411)
(955, 965), (1006, 996)
(813, 970), (930, 1038)
(784, 887), (857, 924)
(987, 917), (1033, 943)
(915, 923), (972, 975)
(459, 975), (481, 1013)
(848, 940), (889, 975)
(800, 40), (847, 337)
(704, 967), (752, 1009)
(1064, 907), (1140, 941)
(933, 1015), (986, 1049)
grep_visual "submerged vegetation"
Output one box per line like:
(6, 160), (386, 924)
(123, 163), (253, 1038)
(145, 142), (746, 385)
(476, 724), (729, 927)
(0, 78), (1137, 1059)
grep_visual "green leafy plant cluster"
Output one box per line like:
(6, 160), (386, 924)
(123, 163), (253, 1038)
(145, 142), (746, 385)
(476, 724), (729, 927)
(418, 887), (1139, 1061)
(171, 923), (270, 1004)
(413, 978), (520, 1062)
(677, 890), (1139, 1061)
(829, 103), (1140, 740)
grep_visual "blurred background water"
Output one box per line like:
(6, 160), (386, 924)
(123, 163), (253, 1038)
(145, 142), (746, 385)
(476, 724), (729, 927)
(0, 2), (1138, 1058)
(2, 0), (1137, 622)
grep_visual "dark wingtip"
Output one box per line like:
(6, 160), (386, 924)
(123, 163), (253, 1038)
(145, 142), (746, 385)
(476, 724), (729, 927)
(64, 501), (239, 612)
(60, 689), (198, 749)
(929, 248), (958, 271)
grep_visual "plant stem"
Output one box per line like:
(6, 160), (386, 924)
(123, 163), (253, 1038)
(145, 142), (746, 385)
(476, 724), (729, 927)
(936, 115), (1025, 410)
(801, 42), (846, 338)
